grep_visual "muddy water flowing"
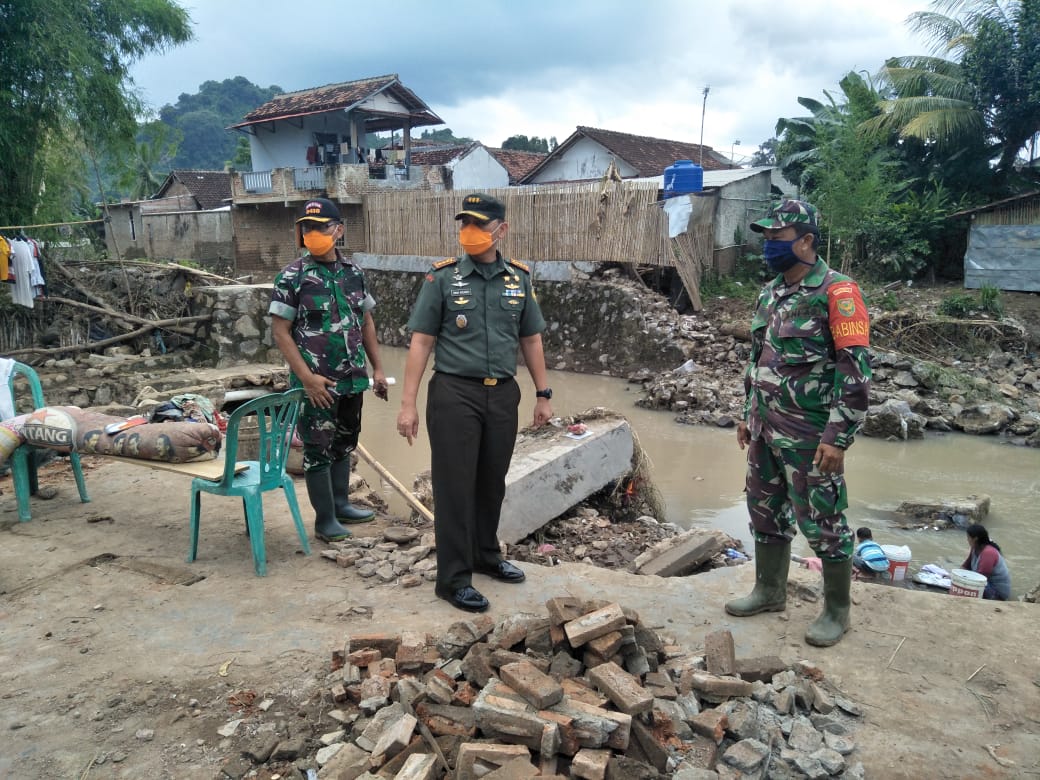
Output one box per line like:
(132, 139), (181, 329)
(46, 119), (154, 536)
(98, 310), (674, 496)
(358, 347), (1040, 597)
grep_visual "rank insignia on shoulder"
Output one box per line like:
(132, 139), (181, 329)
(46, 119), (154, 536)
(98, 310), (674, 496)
(507, 258), (530, 274)
(432, 257), (458, 270)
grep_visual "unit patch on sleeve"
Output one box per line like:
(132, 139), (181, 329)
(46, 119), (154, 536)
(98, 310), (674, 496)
(827, 281), (870, 349)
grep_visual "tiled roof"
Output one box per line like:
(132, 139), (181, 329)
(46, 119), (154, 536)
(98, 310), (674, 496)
(409, 144), (475, 166)
(231, 74), (442, 131)
(487, 148), (548, 184)
(156, 170), (231, 210)
(521, 126), (734, 183)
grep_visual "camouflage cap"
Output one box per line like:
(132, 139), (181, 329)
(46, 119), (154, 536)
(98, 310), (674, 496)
(749, 199), (819, 233)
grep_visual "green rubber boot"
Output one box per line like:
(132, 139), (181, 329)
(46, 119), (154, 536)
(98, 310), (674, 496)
(305, 468), (352, 542)
(725, 541), (791, 616)
(805, 557), (852, 647)
(331, 458), (375, 523)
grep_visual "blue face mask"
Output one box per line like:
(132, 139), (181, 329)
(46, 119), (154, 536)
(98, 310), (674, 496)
(763, 238), (800, 273)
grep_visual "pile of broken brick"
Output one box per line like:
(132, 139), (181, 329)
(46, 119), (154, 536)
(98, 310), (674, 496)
(246, 596), (864, 779)
(319, 525), (747, 590)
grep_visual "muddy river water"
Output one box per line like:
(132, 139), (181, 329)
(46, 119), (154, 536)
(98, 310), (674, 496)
(358, 347), (1040, 598)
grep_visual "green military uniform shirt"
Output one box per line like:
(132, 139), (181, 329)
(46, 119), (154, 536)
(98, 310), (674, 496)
(407, 253), (545, 377)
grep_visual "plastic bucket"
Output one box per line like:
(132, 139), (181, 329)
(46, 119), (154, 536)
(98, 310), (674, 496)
(949, 568), (987, 598)
(881, 544), (912, 582)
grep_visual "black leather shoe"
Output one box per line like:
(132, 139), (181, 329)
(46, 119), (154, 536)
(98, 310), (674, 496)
(477, 560), (526, 584)
(437, 586), (489, 613)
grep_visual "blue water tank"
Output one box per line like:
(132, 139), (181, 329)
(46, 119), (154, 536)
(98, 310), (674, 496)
(663, 159), (703, 198)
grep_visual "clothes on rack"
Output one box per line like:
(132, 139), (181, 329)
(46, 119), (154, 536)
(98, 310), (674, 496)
(4, 236), (46, 308)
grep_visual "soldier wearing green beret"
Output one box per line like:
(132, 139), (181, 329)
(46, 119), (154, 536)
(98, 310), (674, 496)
(397, 193), (553, 613)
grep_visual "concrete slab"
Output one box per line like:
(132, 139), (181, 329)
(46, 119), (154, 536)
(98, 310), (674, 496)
(498, 418), (633, 544)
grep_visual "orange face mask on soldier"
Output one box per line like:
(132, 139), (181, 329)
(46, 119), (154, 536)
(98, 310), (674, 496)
(302, 226), (337, 257)
(459, 222), (499, 256)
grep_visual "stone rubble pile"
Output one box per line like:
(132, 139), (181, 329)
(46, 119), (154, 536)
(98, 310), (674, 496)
(632, 304), (1040, 446)
(320, 525), (749, 590)
(221, 597), (865, 779)
(320, 526), (436, 588)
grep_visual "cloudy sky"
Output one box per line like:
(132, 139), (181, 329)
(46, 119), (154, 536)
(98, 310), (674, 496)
(131, 0), (928, 162)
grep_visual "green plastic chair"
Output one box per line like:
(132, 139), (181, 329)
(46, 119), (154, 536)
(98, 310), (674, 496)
(7, 361), (90, 521)
(187, 388), (310, 576)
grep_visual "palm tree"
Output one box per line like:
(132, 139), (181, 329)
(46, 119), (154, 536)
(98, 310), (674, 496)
(868, 0), (1040, 177)
(117, 121), (181, 200)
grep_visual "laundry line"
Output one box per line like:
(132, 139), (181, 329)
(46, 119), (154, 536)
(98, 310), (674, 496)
(0, 218), (104, 231)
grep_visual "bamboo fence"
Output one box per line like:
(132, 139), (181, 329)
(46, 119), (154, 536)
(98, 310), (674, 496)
(364, 181), (683, 267)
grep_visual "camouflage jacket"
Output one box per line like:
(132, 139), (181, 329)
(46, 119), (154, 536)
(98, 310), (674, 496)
(268, 252), (375, 395)
(744, 260), (871, 450)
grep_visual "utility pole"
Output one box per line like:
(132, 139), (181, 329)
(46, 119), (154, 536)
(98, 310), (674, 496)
(699, 85), (710, 167)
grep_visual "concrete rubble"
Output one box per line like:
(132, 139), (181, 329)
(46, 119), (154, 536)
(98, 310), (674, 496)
(211, 598), (865, 779)
(500, 417), (634, 545)
(320, 524), (746, 590)
(893, 494), (990, 528)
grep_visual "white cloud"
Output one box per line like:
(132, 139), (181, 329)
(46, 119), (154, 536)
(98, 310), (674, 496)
(131, 0), (926, 154)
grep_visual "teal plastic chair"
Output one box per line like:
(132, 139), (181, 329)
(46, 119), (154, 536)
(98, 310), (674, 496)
(7, 361), (90, 521)
(188, 388), (310, 576)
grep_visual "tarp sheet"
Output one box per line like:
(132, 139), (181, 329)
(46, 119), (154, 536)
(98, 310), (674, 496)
(964, 224), (1040, 292)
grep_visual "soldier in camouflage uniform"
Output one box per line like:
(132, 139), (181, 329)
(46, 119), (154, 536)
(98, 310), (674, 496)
(725, 199), (871, 647)
(269, 198), (388, 542)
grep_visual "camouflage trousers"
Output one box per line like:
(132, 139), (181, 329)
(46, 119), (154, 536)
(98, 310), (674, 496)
(298, 392), (364, 471)
(745, 438), (853, 560)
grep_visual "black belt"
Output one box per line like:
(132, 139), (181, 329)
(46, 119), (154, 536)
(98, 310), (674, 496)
(440, 373), (513, 386)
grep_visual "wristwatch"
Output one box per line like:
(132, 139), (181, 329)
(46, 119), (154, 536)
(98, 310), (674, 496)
(535, 387), (553, 400)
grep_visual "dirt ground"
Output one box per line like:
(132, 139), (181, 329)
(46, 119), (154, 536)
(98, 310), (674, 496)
(1, 456), (1038, 779)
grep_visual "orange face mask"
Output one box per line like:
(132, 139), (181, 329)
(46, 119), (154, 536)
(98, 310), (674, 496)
(303, 230), (336, 257)
(459, 223), (499, 256)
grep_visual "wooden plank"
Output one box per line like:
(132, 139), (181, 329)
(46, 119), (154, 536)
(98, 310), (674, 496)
(101, 454), (249, 481)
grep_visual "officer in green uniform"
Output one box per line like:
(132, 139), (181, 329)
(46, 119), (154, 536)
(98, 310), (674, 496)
(397, 193), (553, 613)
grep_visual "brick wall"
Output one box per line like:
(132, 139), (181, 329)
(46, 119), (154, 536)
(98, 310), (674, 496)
(232, 202), (367, 281)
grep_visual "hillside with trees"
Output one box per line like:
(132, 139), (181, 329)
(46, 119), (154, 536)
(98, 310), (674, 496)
(158, 76), (284, 171)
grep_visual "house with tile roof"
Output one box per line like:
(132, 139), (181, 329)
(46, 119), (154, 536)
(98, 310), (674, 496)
(520, 126), (734, 185)
(155, 170), (232, 211)
(104, 170), (233, 267)
(225, 73), (447, 276)
(487, 148), (548, 185)
(409, 143), (510, 190)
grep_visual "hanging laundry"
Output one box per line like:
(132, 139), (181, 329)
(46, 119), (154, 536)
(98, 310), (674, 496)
(8, 239), (39, 308)
(0, 237), (10, 282)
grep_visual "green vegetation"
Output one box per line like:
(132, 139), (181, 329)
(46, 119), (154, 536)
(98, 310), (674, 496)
(938, 284), (1005, 318)
(938, 291), (977, 318)
(418, 128), (473, 145)
(0, 0), (192, 225)
(874, 290), (901, 311)
(500, 135), (557, 153)
(159, 76), (283, 171)
(774, 0), (1040, 283)
(701, 253), (768, 302)
(979, 283), (1004, 316)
